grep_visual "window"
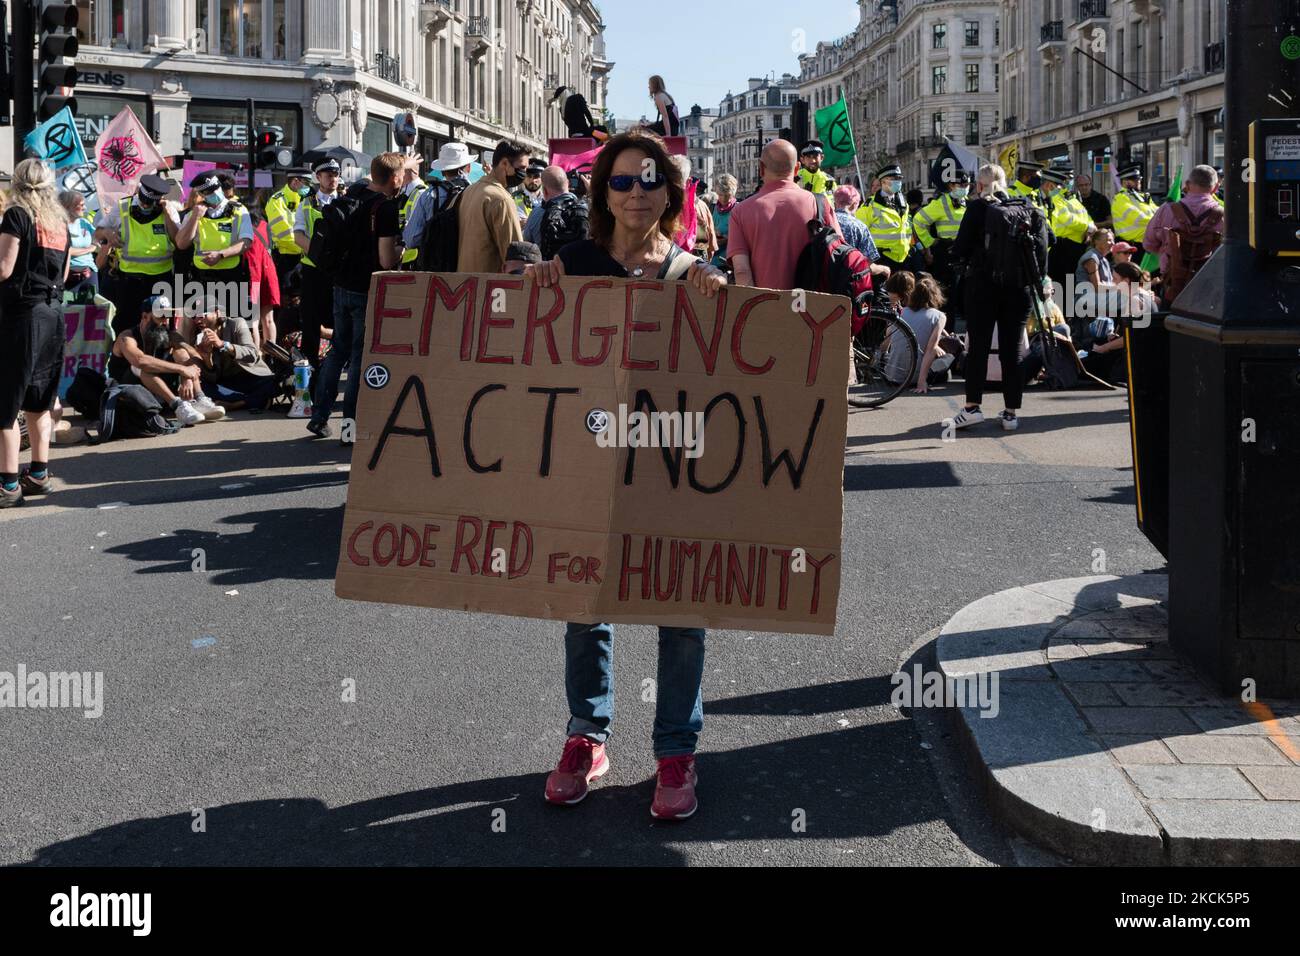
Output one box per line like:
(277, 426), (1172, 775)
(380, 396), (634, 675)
(75, 95), (148, 149)
(966, 111), (979, 146)
(933, 112), (944, 136)
(198, 0), (277, 58)
(74, 0), (98, 45)
(933, 23), (947, 49)
(932, 66), (947, 95)
(188, 100), (301, 161)
(966, 63), (979, 92)
(965, 21), (980, 47)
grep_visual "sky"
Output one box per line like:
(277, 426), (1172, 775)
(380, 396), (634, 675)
(599, 3), (862, 122)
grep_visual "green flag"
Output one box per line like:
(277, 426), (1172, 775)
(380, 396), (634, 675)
(814, 98), (856, 167)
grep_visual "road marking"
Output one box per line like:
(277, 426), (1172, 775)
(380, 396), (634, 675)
(97, 502), (128, 509)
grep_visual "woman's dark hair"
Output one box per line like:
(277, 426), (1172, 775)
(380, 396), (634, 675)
(908, 274), (946, 312)
(587, 128), (684, 250)
(885, 271), (915, 300)
(1113, 261), (1150, 284)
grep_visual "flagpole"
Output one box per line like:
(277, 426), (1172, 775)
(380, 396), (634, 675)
(838, 96), (866, 193)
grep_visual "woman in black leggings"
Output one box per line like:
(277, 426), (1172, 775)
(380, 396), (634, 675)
(947, 164), (1049, 433)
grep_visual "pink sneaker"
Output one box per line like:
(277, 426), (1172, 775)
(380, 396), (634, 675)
(544, 735), (609, 805)
(650, 755), (698, 820)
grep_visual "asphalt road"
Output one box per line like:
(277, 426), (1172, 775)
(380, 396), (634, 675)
(0, 380), (1162, 866)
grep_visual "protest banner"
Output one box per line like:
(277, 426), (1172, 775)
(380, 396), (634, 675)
(58, 299), (115, 398)
(334, 273), (849, 635)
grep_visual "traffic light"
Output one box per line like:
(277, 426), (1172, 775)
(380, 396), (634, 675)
(37, 2), (79, 120)
(256, 127), (293, 168)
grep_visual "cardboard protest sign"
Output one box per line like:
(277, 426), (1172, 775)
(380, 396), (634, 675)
(334, 273), (849, 635)
(58, 300), (114, 399)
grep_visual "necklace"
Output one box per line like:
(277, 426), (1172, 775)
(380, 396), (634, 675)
(611, 237), (664, 277)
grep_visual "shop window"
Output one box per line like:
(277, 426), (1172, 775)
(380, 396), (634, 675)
(188, 100), (301, 162)
(75, 95), (149, 151)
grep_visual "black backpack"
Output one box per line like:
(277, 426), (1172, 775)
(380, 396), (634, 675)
(67, 367), (108, 418)
(793, 195), (875, 333)
(539, 194), (589, 260)
(416, 179), (470, 273)
(981, 197), (1043, 288)
(95, 382), (182, 442)
(306, 186), (370, 273)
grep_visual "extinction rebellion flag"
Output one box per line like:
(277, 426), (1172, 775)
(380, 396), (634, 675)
(814, 97), (856, 168)
(23, 106), (87, 171)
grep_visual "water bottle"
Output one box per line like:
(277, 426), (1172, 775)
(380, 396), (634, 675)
(288, 359), (313, 418)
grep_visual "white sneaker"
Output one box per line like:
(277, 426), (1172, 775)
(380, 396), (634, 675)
(192, 394), (226, 421)
(950, 406), (984, 429)
(1001, 410), (1020, 431)
(174, 400), (205, 427)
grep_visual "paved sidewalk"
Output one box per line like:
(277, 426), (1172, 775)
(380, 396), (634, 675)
(936, 574), (1300, 865)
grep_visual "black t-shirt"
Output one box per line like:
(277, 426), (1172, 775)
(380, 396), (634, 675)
(556, 238), (695, 281)
(336, 188), (401, 293)
(1, 206), (69, 306)
(1080, 190), (1111, 225)
(107, 322), (173, 381)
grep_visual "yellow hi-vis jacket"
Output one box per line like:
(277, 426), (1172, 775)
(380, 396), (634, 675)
(1050, 191), (1094, 244)
(913, 192), (966, 249)
(299, 194), (328, 268)
(857, 195), (911, 263)
(796, 167), (837, 196)
(1111, 188), (1160, 244)
(117, 198), (174, 276)
(264, 185), (303, 256)
(193, 203), (248, 271)
(400, 182), (428, 265)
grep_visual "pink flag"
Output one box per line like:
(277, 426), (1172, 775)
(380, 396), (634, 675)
(181, 160), (218, 201)
(550, 145), (602, 175)
(95, 107), (166, 206)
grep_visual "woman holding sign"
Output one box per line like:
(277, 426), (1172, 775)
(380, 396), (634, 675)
(526, 129), (727, 820)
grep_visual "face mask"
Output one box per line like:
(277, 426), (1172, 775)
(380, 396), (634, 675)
(297, 185), (312, 198)
(507, 169), (526, 188)
(136, 197), (158, 212)
(203, 192), (223, 207)
(888, 181), (903, 196)
(952, 187), (969, 201)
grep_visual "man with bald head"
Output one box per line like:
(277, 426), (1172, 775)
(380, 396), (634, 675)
(728, 140), (841, 289)
(526, 164), (590, 258)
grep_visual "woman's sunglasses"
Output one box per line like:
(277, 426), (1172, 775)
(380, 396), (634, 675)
(608, 173), (666, 192)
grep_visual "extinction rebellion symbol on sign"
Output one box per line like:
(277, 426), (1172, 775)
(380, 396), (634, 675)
(826, 113), (853, 157)
(43, 120), (79, 165)
(363, 364), (390, 389)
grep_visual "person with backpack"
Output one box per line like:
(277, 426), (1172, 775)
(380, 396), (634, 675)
(729, 139), (843, 290)
(526, 165), (590, 260)
(293, 158), (343, 370)
(948, 163), (1050, 432)
(403, 142), (474, 272)
(1142, 165), (1224, 309)
(523, 129), (725, 822)
(0, 159), (71, 508)
(306, 153), (405, 443)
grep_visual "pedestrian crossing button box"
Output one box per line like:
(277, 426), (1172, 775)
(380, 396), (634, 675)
(1250, 119), (1300, 253)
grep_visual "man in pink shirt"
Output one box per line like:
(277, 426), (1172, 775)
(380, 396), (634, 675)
(728, 140), (841, 289)
(1142, 165), (1224, 279)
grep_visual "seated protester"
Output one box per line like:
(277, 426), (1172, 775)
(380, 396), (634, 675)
(1113, 260), (1159, 322)
(1110, 240), (1137, 268)
(108, 295), (224, 426)
(176, 302), (280, 412)
(884, 272), (956, 393)
(503, 241), (542, 276)
(1079, 316), (1127, 386)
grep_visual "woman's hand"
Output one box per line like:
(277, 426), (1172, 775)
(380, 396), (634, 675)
(524, 256), (565, 288)
(912, 381), (929, 395)
(687, 260), (727, 298)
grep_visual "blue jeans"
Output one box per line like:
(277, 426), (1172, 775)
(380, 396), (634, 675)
(564, 622), (706, 757)
(311, 287), (367, 425)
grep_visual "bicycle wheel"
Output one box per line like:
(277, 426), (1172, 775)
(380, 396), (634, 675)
(849, 313), (919, 409)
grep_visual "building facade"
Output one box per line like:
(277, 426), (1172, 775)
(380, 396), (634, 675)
(711, 74), (800, 192)
(797, 28), (866, 185)
(3, 0), (611, 175)
(991, 0), (1228, 195)
(681, 105), (716, 186)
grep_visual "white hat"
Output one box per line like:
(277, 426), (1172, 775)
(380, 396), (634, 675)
(433, 142), (473, 171)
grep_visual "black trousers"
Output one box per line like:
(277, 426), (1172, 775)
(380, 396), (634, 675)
(298, 265), (333, 368)
(271, 250), (302, 297)
(963, 280), (1032, 411)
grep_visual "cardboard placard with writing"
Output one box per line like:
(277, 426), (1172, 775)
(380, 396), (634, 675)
(334, 272), (848, 635)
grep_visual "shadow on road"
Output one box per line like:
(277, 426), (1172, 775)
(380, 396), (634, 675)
(22, 715), (961, 866)
(105, 503), (345, 583)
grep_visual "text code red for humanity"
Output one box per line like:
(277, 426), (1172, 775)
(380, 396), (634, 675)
(334, 273), (848, 635)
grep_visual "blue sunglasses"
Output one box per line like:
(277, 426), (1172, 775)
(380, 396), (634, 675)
(608, 173), (667, 192)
